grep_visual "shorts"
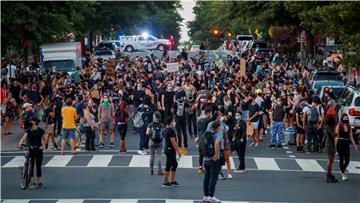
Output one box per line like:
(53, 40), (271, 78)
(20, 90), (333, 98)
(251, 121), (259, 130)
(100, 122), (113, 131)
(45, 124), (54, 134)
(61, 128), (76, 140)
(258, 114), (264, 129)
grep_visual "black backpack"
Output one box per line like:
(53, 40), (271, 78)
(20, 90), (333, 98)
(151, 122), (163, 143)
(199, 131), (215, 157)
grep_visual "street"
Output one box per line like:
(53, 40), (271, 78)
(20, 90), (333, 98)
(2, 125), (360, 203)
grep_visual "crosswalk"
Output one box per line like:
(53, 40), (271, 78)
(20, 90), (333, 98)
(2, 154), (360, 174)
(0, 199), (283, 203)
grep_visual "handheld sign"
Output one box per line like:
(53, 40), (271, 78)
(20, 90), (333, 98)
(166, 63), (179, 73)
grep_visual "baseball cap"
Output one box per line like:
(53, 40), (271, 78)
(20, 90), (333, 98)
(22, 103), (32, 108)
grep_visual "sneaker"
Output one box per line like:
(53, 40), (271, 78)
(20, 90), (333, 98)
(143, 150), (149, 155)
(29, 183), (37, 189)
(227, 174), (233, 179)
(268, 144), (276, 149)
(171, 181), (180, 187)
(110, 143), (114, 148)
(203, 196), (210, 202)
(326, 174), (338, 183)
(208, 196), (221, 203)
(254, 143), (259, 147)
(277, 144), (283, 149)
(99, 143), (105, 148)
(249, 142), (255, 147)
(198, 167), (205, 174)
(342, 174), (348, 181)
(235, 169), (246, 173)
(161, 182), (173, 187)
(218, 173), (226, 180)
(137, 150), (145, 155)
(37, 182), (45, 188)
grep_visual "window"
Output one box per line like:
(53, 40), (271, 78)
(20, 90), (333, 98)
(139, 37), (145, 41)
(43, 60), (75, 72)
(354, 97), (360, 107)
(148, 36), (156, 41)
(345, 93), (354, 106)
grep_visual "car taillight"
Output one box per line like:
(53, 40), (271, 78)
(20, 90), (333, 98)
(349, 108), (360, 116)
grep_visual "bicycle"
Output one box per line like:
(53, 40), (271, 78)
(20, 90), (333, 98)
(18, 144), (35, 190)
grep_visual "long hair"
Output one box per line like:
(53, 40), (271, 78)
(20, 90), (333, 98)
(340, 113), (350, 129)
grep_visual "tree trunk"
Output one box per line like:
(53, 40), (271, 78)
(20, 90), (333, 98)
(305, 31), (315, 58)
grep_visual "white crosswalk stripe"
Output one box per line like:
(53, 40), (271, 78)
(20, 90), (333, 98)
(2, 200), (29, 203)
(3, 156), (25, 168)
(254, 158), (280, 170)
(45, 155), (73, 167)
(2, 155), (359, 174)
(87, 155), (113, 167)
(56, 199), (84, 203)
(110, 199), (138, 203)
(295, 159), (325, 172)
(0, 199), (278, 203)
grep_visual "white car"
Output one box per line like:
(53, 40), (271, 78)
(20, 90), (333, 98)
(120, 35), (170, 52)
(190, 45), (200, 51)
(338, 86), (360, 135)
(94, 50), (115, 60)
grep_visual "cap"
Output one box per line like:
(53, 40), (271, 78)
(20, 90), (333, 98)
(256, 89), (262, 94)
(22, 103), (32, 108)
(154, 111), (161, 120)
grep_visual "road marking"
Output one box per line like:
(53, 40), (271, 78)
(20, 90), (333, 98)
(254, 158), (280, 170)
(111, 199), (138, 203)
(347, 161), (360, 174)
(166, 200), (194, 203)
(177, 156), (193, 168)
(87, 155), (113, 167)
(129, 155), (150, 167)
(286, 151), (292, 154)
(289, 155), (296, 158)
(2, 200), (29, 203)
(296, 159), (325, 172)
(3, 156), (25, 168)
(222, 156), (236, 169)
(282, 147), (289, 150)
(57, 199), (84, 203)
(45, 155), (73, 167)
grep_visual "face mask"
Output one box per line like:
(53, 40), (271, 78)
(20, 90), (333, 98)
(299, 81), (303, 85)
(126, 84), (131, 88)
(343, 120), (349, 123)
(137, 86), (142, 91)
(235, 115), (241, 120)
(104, 100), (109, 108)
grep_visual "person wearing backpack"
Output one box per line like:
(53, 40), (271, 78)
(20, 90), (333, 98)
(269, 97), (286, 149)
(136, 103), (153, 155)
(146, 111), (164, 175)
(21, 103), (35, 131)
(202, 121), (222, 203)
(197, 107), (213, 174)
(172, 97), (188, 150)
(302, 97), (320, 153)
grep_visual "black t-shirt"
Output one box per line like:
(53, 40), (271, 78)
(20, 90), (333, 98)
(197, 117), (212, 134)
(175, 90), (186, 100)
(163, 127), (176, 151)
(248, 103), (259, 122)
(164, 91), (175, 109)
(133, 90), (145, 107)
(26, 127), (45, 147)
(172, 101), (187, 120)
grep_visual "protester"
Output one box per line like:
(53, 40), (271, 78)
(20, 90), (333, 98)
(146, 111), (164, 175)
(234, 111), (247, 172)
(83, 102), (96, 151)
(60, 98), (78, 155)
(324, 115), (338, 183)
(98, 94), (115, 148)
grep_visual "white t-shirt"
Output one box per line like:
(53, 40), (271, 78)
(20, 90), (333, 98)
(6, 65), (16, 79)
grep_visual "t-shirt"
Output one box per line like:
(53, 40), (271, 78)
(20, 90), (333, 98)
(204, 131), (223, 161)
(163, 127), (176, 151)
(248, 103), (259, 122)
(61, 106), (78, 129)
(272, 104), (285, 122)
(26, 128), (45, 147)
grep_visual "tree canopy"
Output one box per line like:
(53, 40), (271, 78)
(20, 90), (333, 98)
(1, 1), (183, 57)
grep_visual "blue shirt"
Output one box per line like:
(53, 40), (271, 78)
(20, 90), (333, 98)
(203, 131), (223, 161)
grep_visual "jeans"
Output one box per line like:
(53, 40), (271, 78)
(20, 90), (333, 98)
(203, 159), (220, 197)
(305, 123), (318, 152)
(84, 126), (95, 151)
(53, 117), (62, 136)
(176, 119), (188, 148)
(271, 121), (284, 145)
(139, 126), (147, 150)
(337, 140), (350, 173)
(149, 141), (162, 171)
(187, 113), (197, 137)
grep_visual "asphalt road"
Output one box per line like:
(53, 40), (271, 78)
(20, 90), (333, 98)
(1, 124), (360, 203)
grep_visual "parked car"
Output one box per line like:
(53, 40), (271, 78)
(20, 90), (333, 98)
(338, 86), (360, 136)
(120, 35), (170, 52)
(311, 80), (344, 91)
(316, 85), (346, 102)
(94, 50), (115, 60)
(98, 41), (121, 51)
(311, 70), (342, 82)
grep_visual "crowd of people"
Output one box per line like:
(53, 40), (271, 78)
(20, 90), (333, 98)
(1, 45), (359, 201)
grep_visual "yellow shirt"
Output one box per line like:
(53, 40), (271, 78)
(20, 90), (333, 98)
(61, 106), (78, 129)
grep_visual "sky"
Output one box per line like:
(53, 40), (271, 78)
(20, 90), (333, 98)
(178, 0), (196, 42)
